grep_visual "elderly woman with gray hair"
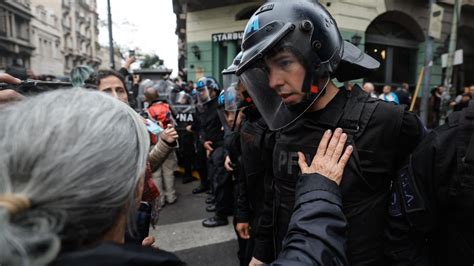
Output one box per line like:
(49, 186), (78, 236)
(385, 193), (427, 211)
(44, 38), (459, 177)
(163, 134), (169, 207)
(0, 89), (184, 265)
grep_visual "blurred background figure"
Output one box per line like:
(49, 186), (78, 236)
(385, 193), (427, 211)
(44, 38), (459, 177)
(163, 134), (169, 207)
(379, 85), (399, 104)
(362, 82), (377, 98)
(144, 81), (178, 206)
(395, 83), (411, 106)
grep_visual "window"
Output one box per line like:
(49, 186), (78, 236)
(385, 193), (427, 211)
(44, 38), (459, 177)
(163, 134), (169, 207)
(0, 9), (7, 36)
(15, 17), (29, 40)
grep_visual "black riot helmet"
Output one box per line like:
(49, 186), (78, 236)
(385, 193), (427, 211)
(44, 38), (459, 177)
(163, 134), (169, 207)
(236, 0), (379, 130)
(222, 52), (250, 111)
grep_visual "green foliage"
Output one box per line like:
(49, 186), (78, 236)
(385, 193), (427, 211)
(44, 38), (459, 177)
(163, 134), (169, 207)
(140, 54), (164, 69)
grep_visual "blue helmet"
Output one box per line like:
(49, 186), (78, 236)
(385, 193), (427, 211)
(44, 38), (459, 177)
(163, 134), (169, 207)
(195, 76), (221, 92)
(218, 89), (237, 107)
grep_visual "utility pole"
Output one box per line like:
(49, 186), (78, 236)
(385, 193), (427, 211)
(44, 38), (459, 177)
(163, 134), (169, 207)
(444, 0), (461, 98)
(420, 0), (436, 125)
(107, 0), (115, 69)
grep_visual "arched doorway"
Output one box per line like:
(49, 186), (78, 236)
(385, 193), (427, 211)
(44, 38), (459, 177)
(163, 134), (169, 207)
(458, 3), (474, 87)
(365, 11), (424, 92)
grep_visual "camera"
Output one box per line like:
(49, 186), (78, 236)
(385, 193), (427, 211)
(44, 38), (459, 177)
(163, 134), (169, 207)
(0, 80), (74, 95)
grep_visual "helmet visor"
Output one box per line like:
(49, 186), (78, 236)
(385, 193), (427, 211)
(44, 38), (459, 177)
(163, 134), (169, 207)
(196, 86), (211, 105)
(223, 81), (244, 112)
(238, 22), (331, 130)
(239, 56), (329, 130)
(217, 108), (237, 133)
(170, 90), (192, 105)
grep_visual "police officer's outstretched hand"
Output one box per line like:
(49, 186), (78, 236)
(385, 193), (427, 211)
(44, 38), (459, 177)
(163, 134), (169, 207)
(298, 128), (353, 185)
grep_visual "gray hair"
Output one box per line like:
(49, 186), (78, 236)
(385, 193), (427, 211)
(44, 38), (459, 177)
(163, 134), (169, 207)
(0, 89), (150, 265)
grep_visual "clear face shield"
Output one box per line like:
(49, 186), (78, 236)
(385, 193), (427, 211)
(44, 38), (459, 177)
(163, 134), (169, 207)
(175, 91), (192, 105)
(139, 79), (156, 108)
(223, 76), (245, 112)
(217, 90), (239, 133)
(238, 24), (330, 130)
(196, 85), (212, 106)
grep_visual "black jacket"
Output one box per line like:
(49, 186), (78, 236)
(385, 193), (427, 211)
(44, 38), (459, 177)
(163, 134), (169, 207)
(52, 242), (184, 266)
(269, 173), (348, 265)
(234, 108), (268, 224)
(192, 97), (224, 144)
(386, 100), (474, 266)
(253, 86), (423, 265)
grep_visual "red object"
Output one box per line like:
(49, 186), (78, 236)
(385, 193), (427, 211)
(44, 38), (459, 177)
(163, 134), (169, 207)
(149, 133), (158, 145)
(311, 85), (319, 94)
(142, 162), (160, 202)
(148, 102), (171, 127)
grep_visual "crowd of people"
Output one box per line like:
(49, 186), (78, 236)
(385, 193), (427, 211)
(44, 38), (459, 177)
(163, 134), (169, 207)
(362, 81), (474, 128)
(1, 1), (473, 266)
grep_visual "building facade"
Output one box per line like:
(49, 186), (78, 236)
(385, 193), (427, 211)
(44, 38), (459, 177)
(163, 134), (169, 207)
(61, 0), (101, 74)
(30, 2), (63, 76)
(173, 0), (474, 92)
(0, 0), (34, 71)
(97, 45), (122, 70)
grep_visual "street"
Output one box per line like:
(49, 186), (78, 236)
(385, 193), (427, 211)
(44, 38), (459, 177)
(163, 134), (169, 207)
(150, 179), (239, 266)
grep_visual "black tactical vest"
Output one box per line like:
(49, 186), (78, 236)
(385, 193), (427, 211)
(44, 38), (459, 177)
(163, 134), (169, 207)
(272, 85), (406, 265)
(240, 116), (268, 212)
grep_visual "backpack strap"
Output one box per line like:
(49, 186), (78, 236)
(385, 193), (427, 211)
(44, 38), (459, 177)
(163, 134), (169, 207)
(462, 100), (474, 164)
(339, 85), (379, 139)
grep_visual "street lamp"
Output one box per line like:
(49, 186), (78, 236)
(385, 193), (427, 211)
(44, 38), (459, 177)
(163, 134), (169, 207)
(191, 45), (201, 60)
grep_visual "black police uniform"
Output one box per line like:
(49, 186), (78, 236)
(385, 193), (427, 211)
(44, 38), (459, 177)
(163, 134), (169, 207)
(268, 172), (348, 265)
(194, 97), (233, 218)
(386, 100), (474, 266)
(234, 1), (423, 264)
(174, 104), (196, 182)
(228, 107), (269, 266)
(253, 86), (423, 265)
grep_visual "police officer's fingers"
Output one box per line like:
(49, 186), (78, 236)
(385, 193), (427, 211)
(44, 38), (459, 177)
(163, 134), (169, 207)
(331, 133), (347, 164)
(225, 161), (233, 171)
(242, 225), (250, 239)
(316, 129), (331, 158)
(325, 128), (343, 158)
(298, 152), (310, 174)
(142, 236), (155, 247)
(249, 257), (264, 266)
(337, 145), (353, 170)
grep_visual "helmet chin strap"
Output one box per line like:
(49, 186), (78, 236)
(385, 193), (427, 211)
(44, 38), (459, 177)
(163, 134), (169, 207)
(286, 68), (330, 113)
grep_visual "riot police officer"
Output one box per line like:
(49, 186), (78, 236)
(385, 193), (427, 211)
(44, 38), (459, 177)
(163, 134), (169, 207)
(221, 52), (272, 266)
(386, 100), (474, 265)
(235, 1), (424, 265)
(189, 77), (233, 227)
(169, 87), (197, 184)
